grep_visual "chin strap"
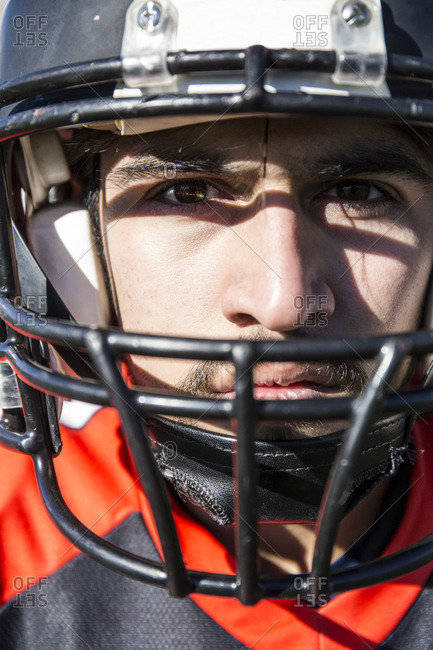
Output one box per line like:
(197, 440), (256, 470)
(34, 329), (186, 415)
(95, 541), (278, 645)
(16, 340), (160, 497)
(147, 415), (408, 525)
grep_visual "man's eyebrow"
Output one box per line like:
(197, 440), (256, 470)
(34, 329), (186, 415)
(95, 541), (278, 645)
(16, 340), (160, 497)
(311, 147), (433, 188)
(109, 148), (245, 187)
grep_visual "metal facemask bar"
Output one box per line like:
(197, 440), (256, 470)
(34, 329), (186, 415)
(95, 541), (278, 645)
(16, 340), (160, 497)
(1, 238), (433, 606)
(2, 39), (433, 605)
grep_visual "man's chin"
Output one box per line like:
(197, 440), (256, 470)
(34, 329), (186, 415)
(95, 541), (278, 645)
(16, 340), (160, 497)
(163, 415), (349, 440)
(255, 419), (350, 440)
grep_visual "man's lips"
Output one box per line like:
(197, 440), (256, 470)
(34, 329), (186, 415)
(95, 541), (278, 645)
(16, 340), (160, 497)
(209, 364), (343, 399)
(211, 381), (343, 400)
(254, 382), (342, 400)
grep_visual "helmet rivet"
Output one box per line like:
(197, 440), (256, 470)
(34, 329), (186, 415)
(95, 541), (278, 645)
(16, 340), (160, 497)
(137, 1), (162, 30)
(341, 1), (371, 26)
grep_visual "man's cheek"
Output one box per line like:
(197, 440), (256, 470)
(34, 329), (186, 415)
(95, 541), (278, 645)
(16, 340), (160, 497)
(129, 355), (199, 389)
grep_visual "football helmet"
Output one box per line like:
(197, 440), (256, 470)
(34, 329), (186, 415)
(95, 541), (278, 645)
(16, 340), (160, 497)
(0, 0), (433, 606)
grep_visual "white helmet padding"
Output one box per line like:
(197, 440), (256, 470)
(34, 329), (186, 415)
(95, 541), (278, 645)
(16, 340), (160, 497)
(28, 201), (110, 326)
(20, 132), (71, 210)
(18, 131), (110, 327)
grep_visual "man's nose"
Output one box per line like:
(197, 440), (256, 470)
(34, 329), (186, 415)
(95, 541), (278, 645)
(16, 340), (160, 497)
(220, 203), (335, 332)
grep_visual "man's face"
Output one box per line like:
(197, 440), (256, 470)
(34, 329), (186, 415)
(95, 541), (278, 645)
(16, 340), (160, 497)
(101, 116), (433, 438)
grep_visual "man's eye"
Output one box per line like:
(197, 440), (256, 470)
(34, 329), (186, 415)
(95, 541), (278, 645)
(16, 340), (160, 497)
(325, 182), (383, 202)
(163, 181), (209, 204)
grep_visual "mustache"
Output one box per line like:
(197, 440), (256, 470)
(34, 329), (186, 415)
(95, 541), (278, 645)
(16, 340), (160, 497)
(176, 359), (369, 397)
(175, 328), (369, 397)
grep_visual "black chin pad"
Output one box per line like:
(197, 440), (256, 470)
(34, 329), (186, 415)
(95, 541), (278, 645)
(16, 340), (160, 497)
(148, 416), (408, 525)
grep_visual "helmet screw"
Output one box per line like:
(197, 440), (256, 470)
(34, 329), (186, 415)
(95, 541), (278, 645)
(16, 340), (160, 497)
(137, 1), (162, 30)
(341, 1), (372, 26)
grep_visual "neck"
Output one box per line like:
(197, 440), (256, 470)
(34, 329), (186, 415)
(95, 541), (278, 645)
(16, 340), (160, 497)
(184, 478), (392, 575)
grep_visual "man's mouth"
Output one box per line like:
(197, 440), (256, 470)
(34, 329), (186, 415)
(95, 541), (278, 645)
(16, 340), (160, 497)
(211, 382), (342, 400)
(255, 382), (342, 400)
(209, 365), (344, 400)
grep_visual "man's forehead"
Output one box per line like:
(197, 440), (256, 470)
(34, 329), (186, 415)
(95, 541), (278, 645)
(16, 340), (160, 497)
(114, 116), (425, 150)
(117, 117), (266, 160)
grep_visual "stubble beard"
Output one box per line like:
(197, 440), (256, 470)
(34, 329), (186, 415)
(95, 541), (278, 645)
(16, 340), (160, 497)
(174, 357), (369, 440)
